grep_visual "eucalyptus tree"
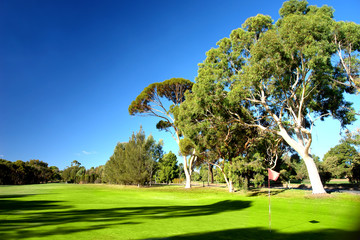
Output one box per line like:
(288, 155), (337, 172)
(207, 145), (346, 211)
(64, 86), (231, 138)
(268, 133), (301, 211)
(128, 78), (195, 188)
(188, 0), (358, 193)
(332, 21), (360, 91)
(177, 86), (272, 192)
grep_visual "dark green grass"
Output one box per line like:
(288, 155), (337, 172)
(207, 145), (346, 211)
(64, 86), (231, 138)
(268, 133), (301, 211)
(0, 184), (359, 240)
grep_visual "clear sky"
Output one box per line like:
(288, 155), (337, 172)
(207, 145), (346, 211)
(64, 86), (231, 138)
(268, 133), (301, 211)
(1, 0), (359, 170)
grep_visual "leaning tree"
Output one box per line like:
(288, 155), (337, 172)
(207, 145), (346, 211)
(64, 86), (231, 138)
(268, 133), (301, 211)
(191, 0), (358, 194)
(129, 78), (195, 188)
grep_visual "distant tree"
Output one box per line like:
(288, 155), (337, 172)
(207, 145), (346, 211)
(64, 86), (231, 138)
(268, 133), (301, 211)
(0, 159), (56, 185)
(199, 163), (209, 185)
(340, 129), (360, 183)
(277, 153), (301, 186)
(0, 159), (16, 184)
(323, 142), (358, 179)
(178, 163), (185, 179)
(49, 166), (61, 182)
(129, 78), (195, 188)
(104, 127), (163, 186)
(28, 159), (53, 183)
(157, 151), (179, 184)
(61, 161), (82, 183)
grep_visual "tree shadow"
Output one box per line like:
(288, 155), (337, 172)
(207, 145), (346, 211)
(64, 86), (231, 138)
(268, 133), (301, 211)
(0, 198), (251, 239)
(246, 189), (286, 197)
(0, 194), (36, 199)
(146, 227), (360, 240)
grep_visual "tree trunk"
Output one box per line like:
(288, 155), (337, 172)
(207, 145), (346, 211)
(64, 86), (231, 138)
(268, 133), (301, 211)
(220, 169), (234, 192)
(183, 155), (191, 188)
(184, 171), (191, 188)
(279, 128), (326, 194)
(303, 154), (326, 194)
(209, 163), (214, 184)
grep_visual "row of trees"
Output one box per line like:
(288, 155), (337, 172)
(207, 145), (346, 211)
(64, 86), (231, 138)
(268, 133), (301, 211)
(129, 0), (360, 193)
(61, 160), (105, 184)
(0, 159), (61, 185)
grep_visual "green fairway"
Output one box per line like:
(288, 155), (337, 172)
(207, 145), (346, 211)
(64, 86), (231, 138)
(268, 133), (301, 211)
(0, 184), (359, 240)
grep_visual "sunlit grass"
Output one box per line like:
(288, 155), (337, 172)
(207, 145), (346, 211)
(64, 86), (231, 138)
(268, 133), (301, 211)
(0, 183), (359, 240)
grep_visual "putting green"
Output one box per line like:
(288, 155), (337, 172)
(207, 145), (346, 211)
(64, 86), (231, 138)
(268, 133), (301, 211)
(0, 184), (359, 239)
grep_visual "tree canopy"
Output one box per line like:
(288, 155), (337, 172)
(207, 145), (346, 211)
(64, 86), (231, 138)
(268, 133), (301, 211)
(179, 0), (359, 193)
(129, 78), (196, 188)
(104, 127), (163, 186)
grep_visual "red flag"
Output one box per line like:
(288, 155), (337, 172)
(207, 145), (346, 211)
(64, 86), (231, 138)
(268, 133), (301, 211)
(268, 168), (280, 181)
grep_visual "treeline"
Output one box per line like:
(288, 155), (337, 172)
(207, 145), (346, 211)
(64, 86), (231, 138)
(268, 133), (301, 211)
(61, 160), (105, 184)
(0, 159), (61, 185)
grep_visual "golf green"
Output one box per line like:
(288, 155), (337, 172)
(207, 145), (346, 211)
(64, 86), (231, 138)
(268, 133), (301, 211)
(1, 184), (359, 239)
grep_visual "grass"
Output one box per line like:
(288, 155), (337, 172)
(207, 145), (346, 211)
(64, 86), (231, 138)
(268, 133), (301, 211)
(0, 184), (360, 240)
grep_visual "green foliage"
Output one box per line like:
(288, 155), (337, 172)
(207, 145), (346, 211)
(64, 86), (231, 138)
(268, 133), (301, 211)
(191, 171), (201, 181)
(230, 153), (266, 190)
(128, 77), (195, 188)
(128, 78), (193, 117)
(349, 156), (360, 183)
(157, 151), (179, 184)
(277, 153), (300, 183)
(178, 0), (359, 193)
(292, 155), (332, 184)
(0, 159), (58, 185)
(323, 142), (358, 179)
(340, 129), (360, 183)
(104, 127), (163, 186)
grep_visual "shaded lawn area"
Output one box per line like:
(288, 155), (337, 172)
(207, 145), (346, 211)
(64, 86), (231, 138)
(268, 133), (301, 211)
(0, 184), (359, 240)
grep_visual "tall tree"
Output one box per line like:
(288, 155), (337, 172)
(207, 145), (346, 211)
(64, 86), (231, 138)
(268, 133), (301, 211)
(190, 0), (358, 194)
(104, 127), (163, 186)
(129, 78), (195, 188)
(177, 77), (283, 192)
(157, 151), (179, 184)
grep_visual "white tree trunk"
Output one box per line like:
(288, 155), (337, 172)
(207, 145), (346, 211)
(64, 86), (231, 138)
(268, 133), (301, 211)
(279, 128), (326, 194)
(228, 179), (234, 193)
(183, 155), (191, 188)
(303, 154), (326, 194)
(221, 169), (234, 192)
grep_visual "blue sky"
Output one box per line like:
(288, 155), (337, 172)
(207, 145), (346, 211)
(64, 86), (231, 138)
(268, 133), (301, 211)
(0, 0), (359, 170)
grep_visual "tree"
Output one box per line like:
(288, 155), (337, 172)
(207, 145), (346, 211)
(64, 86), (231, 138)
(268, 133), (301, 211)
(332, 21), (360, 91)
(323, 142), (358, 179)
(129, 78), (195, 188)
(177, 79), (284, 192)
(189, 0), (358, 194)
(49, 166), (61, 182)
(28, 159), (53, 183)
(104, 127), (163, 186)
(341, 129), (360, 183)
(61, 161), (82, 183)
(277, 153), (300, 187)
(157, 151), (179, 184)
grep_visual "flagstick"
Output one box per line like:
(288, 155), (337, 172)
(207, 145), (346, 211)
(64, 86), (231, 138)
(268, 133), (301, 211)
(268, 177), (271, 232)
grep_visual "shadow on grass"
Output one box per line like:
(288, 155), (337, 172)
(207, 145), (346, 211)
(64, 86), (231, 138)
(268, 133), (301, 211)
(0, 198), (251, 239)
(147, 227), (360, 240)
(246, 189), (286, 197)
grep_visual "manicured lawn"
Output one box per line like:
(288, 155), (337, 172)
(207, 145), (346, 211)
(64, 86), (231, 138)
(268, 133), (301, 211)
(0, 184), (359, 240)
